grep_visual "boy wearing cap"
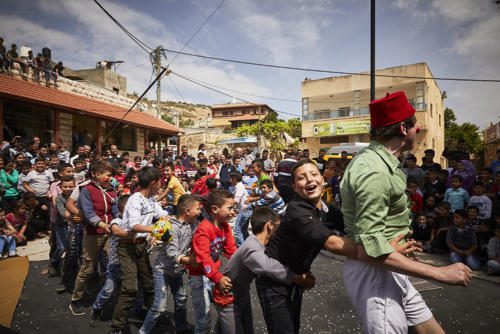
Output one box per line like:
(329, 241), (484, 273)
(340, 92), (472, 333)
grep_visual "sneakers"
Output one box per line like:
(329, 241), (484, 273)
(69, 300), (86, 316)
(8, 251), (17, 257)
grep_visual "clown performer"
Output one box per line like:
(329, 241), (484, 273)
(340, 91), (472, 333)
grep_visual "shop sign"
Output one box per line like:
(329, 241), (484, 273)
(313, 119), (370, 137)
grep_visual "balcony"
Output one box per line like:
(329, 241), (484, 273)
(304, 107), (369, 121)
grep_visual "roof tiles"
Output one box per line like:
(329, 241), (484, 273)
(0, 74), (183, 135)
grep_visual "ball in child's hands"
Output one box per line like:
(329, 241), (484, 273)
(151, 217), (174, 243)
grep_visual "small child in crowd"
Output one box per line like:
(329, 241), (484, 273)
(5, 201), (27, 246)
(468, 181), (492, 221)
(17, 161), (32, 195)
(215, 207), (314, 333)
(73, 158), (87, 184)
(109, 167), (169, 333)
(188, 189), (237, 333)
(430, 201), (452, 252)
(57, 144), (70, 163)
(413, 212), (433, 252)
(139, 194), (201, 334)
(444, 175), (470, 212)
(0, 208), (18, 257)
(447, 209), (480, 270)
(48, 176), (75, 276)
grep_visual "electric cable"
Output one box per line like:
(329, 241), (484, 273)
(93, 0), (153, 53)
(166, 0), (227, 67)
(171, 71), (301, 117)
(102, 67), (169, 142)
(162, 48), (500, 83)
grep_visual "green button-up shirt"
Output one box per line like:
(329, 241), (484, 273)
(340, 141), (412, 258)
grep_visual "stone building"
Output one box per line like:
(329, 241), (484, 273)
(210, 103), (276, 128)
(301, 62), (446, 165)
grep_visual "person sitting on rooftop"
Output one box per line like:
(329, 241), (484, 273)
(6, 44), (27, 77)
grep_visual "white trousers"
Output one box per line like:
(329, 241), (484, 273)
(343, 259), (433, 334)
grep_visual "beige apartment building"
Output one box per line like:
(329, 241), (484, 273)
(301, 62), (446, 165)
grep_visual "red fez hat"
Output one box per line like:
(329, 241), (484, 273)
(369, 91), (415, 129)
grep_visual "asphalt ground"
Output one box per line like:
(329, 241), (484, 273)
(9, 250), (500, 334)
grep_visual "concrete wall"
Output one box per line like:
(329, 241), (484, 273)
(72, 68), (127, 96)
(59, 112), (73, 149)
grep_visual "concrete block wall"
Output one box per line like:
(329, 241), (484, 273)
(59, 112), (73, 149)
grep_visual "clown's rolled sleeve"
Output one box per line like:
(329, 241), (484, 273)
(340, 141), (412, 258)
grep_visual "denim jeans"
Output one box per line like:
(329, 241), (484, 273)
(234, 210), (252, 248)
(61, 224), (83, 290)
(487, 260), (500, 273)
(189, 275), (214, 334)
(50, 225), (67, 267)
(43, 69), (57, 84)
(140, 270), (187, 333)
(256, 279), (302, 334)
(450, 251), (481, 270)
(93, 263), (121, 311)
(0, 235), (16, 255)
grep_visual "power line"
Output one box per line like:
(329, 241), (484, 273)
(167, 0), (226, 67)
(162, 48), (500, 83)
(93, 0), (153, 53)
(171, 71), (301, 118)
(171, 72), (375, 105)
(168, 76), (186, 102)
(103, 67), (169, 142)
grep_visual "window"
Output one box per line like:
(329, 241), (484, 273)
(223, 111), (228, 116)
(353, 90), (361, 116)
(416, 82), (425, 110)
(432, 138), (435, 149)
(229, 111), (234, 116)
(302, 98), (309, 118)
(430, 103), (433, 117)
(439, 114), (442, 127)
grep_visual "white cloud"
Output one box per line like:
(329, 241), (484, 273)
(228, 0), (332, 64)
(1, 0), (272, 106)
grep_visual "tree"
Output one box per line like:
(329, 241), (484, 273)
(444, 108), (483, 154)
(235, 118), (302, 157)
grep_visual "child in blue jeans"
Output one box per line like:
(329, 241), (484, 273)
(139, 194), (201, 334)
(0, 209), (17, 257)
(447, 209), (480, 270)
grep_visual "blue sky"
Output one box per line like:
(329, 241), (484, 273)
(1, 0), (499, 128)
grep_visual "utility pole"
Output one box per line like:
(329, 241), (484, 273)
(370, 0), (375, 102)
(155, 47), (162, 119)
(257, 105), (262, 154)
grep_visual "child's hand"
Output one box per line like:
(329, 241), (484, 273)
(98, 222), (110, 235)
(293, 272), (316, 289)
(217, 276), (232, 294)
(242, 206), (248, 211)
(149, 238), (159, 247)
(41, 204), (48, 211)
(390, 233), (421, 258)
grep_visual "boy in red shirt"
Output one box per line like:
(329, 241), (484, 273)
(188, 189), (236, 333)
(192, 167), (218, 195)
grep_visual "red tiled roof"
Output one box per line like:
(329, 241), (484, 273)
(0, 75), (183, 135)
(228, 115), (261, 121)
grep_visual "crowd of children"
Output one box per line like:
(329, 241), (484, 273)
(319, 147), (500, 275)
(1, 131), (500, 333)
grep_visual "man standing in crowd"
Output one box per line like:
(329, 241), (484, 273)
(70, 145), (86, 166)
(273, 150), (297, 204)
(179, 145), (191, 169)
(107, 145), (120, 169)
(340, 91), (472, 333)
(262, 149), (275, 173)
(421, 149), (442, 173)
(313, 149), (327, 174)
